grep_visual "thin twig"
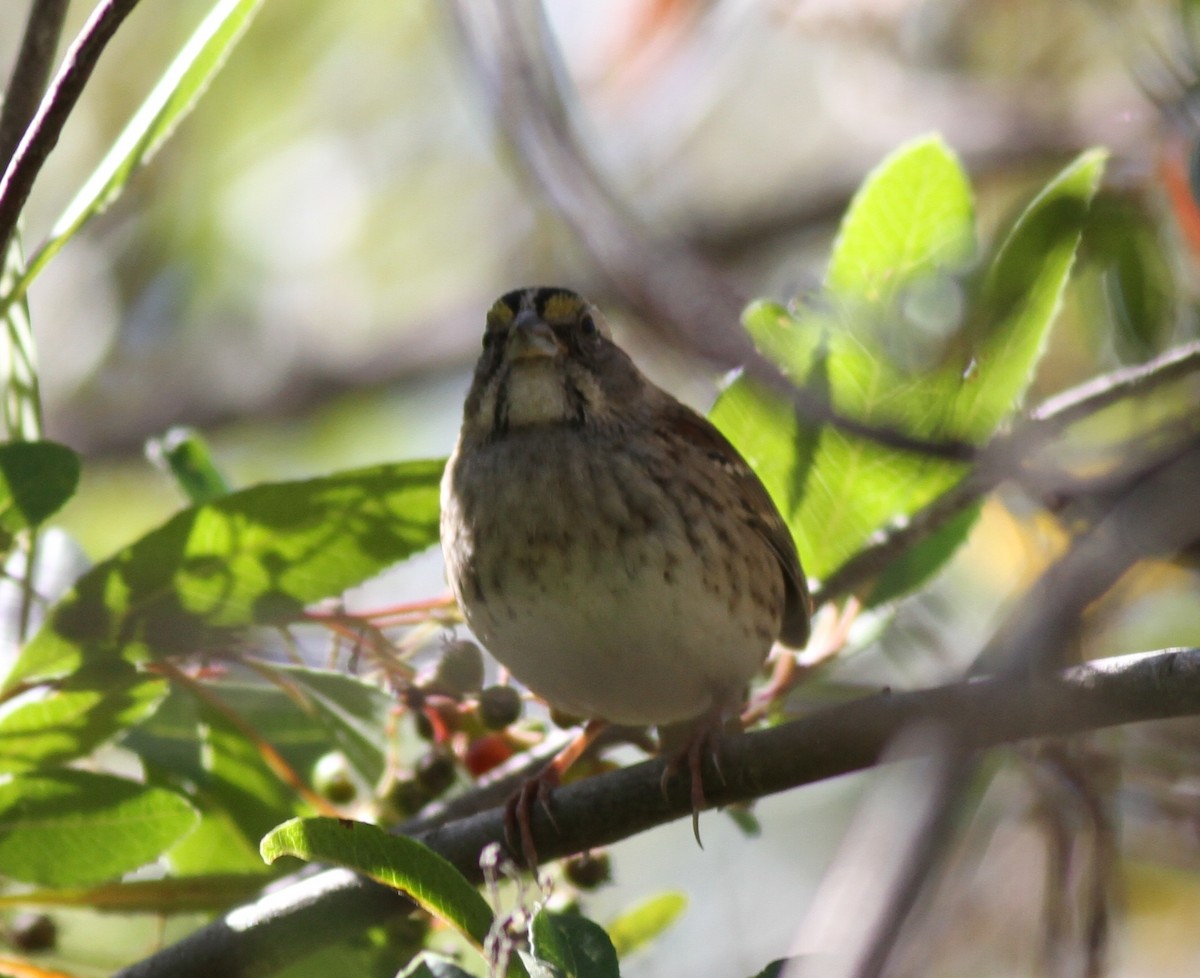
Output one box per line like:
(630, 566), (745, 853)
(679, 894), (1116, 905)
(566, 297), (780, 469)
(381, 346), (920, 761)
(1029, 339), (1200, 429)
(0, 0), (145, 257)
(0, 0), (70, 171)
(815, 341), (1200, 605)
(150, 660), (340, 817)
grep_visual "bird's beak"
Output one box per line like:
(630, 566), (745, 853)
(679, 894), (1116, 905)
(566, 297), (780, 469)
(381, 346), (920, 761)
(507, 312), (562, 361)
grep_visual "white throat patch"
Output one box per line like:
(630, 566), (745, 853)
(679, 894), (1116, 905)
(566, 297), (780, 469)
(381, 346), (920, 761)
(503, 361), (572, 426)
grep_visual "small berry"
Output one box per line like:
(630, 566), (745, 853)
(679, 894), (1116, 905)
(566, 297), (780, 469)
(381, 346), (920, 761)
(10, 912), (56, 952)
(478, 685), (522, 730)
(312, 752), (357, 805)
(416, 750), (457, 797)
(428, 639), (485, 697)
(463, 733), (515, 777)
(562, 851), (612, 890)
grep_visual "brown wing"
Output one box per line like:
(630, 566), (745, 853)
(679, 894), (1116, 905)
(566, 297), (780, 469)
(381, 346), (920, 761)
(664, 401), (812, 648)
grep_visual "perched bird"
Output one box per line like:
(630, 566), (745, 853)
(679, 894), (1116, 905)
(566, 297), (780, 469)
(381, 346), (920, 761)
(440, 286), (810, 860)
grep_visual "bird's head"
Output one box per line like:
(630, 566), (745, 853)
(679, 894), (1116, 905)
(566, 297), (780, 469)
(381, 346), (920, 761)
(462, 286), (645, 437)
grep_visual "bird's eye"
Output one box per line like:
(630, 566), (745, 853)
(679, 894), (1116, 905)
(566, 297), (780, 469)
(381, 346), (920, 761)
(579, 314), (597, 337)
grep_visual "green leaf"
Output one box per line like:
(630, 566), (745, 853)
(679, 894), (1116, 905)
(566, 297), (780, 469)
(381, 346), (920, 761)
(826, 134), (975, 305)
(0, 0), (266, 317)
(273, 664), (395, 786)
(165, 807), (273, 875)
(1079, 194), (1173, 361)
(147, 427), (233, 503)
(712, 146), (1107, 599)
(0, 660), (167, 773)
(0, 873), (267, 913)
(0, 770), (197, 885)
(195, 698), (304, 843)
(127, 672), (390, 794)
(260, 818), (497, 956)
(531, 910), (620, 978)
(865, 502), (983, 607)
(122, 671), (392, 871)
(124, 681), (315, 863)
(949, 148), (1108, 438)
(6, 459), (444, 688)
(0, 441), (80, 533)
(120, 683), (207, 786)
(606, 892), (686, 957)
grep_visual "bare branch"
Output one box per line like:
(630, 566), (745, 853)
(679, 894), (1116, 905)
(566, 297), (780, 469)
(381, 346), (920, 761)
(1029, 340), (1200, 430)
(794, 437), (1200, 978)
(0, 0), (69, 170)
(111, 645), (1200, 978)
(816, 343), (1200, 605)
(0, 0), (144, 257)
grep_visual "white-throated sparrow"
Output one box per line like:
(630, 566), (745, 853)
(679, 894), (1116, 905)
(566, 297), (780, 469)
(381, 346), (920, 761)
(440, 287), (810, 856)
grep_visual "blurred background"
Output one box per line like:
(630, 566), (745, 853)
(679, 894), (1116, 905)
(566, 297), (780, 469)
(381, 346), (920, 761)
(4, 0), (1200, 975)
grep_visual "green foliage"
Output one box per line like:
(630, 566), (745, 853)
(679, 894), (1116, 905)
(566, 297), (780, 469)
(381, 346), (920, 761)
(0, 769), (197, 886)
(196, 699), (304, 841)
(0, 441), (80, 536)
(0, 661), (165, 773)
(711, 138), (1107, 599)
(0, 0), (268, 319)
(530, 910), (621, 978)
(119, 669), (395, 872)
(864, 502), (982, 606)
(606, 892), (687, 957)
(826, 135), (975, 302)
(260, 818), (499, 960)
(1079, 192), (1176, 361)
(147, 427), (234, 503)
(272, 663), (398, 786)
(5, 459), (443, 688)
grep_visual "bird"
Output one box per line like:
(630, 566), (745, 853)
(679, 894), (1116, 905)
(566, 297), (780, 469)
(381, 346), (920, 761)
(439, 286), (810, 863)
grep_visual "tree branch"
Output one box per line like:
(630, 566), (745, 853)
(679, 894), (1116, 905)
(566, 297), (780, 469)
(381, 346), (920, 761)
(109, 407), (1200, 978)
(795, 435), (1200, 977)
(0, 0), (144, 257)
(112, 645), (1200, 978)
(1028, 339), (1200, 430)
(0, 0), (70, 171)
(816, 341), (1200, 605)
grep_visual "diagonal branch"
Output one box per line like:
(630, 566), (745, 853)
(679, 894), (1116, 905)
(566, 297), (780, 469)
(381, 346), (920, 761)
(790, 435), (1200, 978)
(110, 429), (1200, 978)
(111, 645), (1200, 978)
(0, 0), (144, 257)
(0, 0), (70, 172)
(815, 341), (1200, 605)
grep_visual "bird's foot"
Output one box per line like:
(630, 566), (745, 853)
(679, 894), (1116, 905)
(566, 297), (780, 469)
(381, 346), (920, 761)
(660, 714), (729, 848)
(504, 719), (607, 871)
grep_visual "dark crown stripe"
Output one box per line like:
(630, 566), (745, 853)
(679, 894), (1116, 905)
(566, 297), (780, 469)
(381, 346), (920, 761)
(496, 289), (528, 317)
